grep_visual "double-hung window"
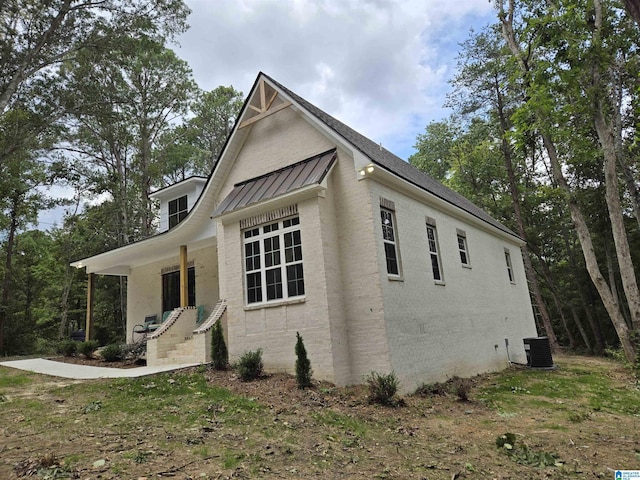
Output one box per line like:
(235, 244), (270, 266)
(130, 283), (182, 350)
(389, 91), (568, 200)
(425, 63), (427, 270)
(426, 218), (443, 282)
(457, 229), (470, 267)
(380, 207), (400, 276)
(168, 195), (188, 229)
(243, 216), (305, 305)
(504, 248), (514, 283)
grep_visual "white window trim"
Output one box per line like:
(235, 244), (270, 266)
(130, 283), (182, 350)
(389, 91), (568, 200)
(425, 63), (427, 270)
(504, 248), (515, 284)
(168, 195), (188, 229)
(380, 205), (402, 278)
(457, 230), (471, 268)
(242, 216), (305, 306)
(426, 223), (444, 284)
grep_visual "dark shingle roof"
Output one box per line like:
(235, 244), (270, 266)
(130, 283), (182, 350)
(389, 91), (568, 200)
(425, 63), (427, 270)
(262, 73), (517, 239)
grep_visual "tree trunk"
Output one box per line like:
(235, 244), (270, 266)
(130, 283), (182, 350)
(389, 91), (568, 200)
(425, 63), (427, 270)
(623, 0), (640, 26)
(498, 0), (636, 362)
(58, 266), (76, 339)
(571, 306), (593, 352)
(493, 74), (560, 351)
(534, 253), (577, 349)
(594, 103), (640, 331)
(0, 196), (20, 354)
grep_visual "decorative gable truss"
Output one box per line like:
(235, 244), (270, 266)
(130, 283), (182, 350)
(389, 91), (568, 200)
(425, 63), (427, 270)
(239, 79), (292, 129)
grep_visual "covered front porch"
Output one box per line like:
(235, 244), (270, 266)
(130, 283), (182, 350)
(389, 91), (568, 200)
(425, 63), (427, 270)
(72, 226), (222, 367)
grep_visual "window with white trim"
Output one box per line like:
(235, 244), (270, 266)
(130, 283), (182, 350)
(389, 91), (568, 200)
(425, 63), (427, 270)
(505, 248), (514, 283)
(168, 195), (188, 229)
(380, 207), (400, 275)
(426, 223), (443, 282)
(243, 216), (304, 305)
(457, 231), (470, 266)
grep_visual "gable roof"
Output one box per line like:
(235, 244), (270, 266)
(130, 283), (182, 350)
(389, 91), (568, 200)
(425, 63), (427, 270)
(260, 73), (517, 239)
(72, 72), (519, 274)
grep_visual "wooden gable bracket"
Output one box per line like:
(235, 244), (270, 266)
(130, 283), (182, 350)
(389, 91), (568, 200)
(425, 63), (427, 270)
(239, 79), (292, 129)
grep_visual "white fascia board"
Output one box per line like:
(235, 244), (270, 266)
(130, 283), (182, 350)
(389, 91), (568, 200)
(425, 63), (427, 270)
(149, 177), (207, 201)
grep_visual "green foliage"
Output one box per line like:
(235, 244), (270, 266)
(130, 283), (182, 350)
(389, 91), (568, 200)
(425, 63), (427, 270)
(295, 332), (312, 389)
(366, 371), (400, 406)
(495, 432), (562, 467)
(57, 340), (77, 357)
(237, 349), (264, 382)
(100, 344), (124, 362)
(211, 320), (228, 370)
(78, 340), (99, 359)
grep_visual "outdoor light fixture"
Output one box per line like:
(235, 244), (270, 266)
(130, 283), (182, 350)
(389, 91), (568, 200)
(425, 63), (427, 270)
(359, 165), (375, 177)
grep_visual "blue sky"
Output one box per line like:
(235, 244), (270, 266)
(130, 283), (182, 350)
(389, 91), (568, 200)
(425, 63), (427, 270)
(38, 0), (497, 229)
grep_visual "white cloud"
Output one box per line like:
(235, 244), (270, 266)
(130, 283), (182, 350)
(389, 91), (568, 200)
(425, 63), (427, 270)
(175, 0), (496, 159)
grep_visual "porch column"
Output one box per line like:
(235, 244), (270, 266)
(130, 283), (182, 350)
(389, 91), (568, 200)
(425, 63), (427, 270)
(85, 272), (94, 341)
(180, 245), (188, 307)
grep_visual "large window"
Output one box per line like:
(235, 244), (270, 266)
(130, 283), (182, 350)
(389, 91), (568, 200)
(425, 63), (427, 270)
(381, 207), (400, 275)
(162, 267), (195, 313)
(243, 216), (305, 305)
(426, 223), (443, 282)
(168, 195), (188, 229)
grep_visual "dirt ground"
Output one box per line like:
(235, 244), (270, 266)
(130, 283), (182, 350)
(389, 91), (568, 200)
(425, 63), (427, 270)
(1, 354), (638, 479)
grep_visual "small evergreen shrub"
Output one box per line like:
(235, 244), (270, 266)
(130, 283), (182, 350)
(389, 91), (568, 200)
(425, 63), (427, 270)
(78, 340), (99, 359)
(101, 343), (124, 362)
(58, 340), (77, 357)
(237, 349), (263, 381)
(295, 332), (313, 389)
(366, 371), (399, 406)
(211, 320), (229, 370)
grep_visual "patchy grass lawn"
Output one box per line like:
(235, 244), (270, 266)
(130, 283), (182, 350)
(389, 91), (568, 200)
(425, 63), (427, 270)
(0, 354), (638, 479)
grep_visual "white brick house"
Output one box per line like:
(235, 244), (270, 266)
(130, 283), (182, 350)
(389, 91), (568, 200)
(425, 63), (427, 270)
(72, 72), (537, 391)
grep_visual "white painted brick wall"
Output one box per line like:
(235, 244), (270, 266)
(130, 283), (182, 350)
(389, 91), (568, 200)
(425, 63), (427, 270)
(126, 244), (219, 342)
(368, 183), (538, 393)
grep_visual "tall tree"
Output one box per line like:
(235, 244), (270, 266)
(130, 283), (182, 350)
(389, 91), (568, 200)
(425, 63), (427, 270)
(62, 37), (197, 242)
(0, 107), (58, 354)
(495, 0), (639, 361)
(0, 0), (190, 114)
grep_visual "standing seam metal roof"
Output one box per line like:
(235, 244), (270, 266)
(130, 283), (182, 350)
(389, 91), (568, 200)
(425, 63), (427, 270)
(213, 149), (337, 217)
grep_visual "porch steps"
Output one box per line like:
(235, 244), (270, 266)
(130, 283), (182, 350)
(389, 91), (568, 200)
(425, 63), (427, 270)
(146, 300), (227, 367)
(155, 338), (197, 366)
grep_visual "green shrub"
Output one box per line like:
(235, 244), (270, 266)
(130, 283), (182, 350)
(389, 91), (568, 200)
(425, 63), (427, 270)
(78, 340), (99, 359)
(366, 371), (399, 406)
(211, 320), (228, 370)
(58, 340), (77, 357)
(237, 349), (263, 381)
(101, 343), (124, 362)
(295, 332), (313, 389)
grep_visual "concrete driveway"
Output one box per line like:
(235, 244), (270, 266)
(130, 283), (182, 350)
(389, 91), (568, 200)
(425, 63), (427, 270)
(0, 358), (198, 379)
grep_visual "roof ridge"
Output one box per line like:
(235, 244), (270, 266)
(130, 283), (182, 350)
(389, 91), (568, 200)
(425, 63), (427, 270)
(261, 73), (518, 239)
